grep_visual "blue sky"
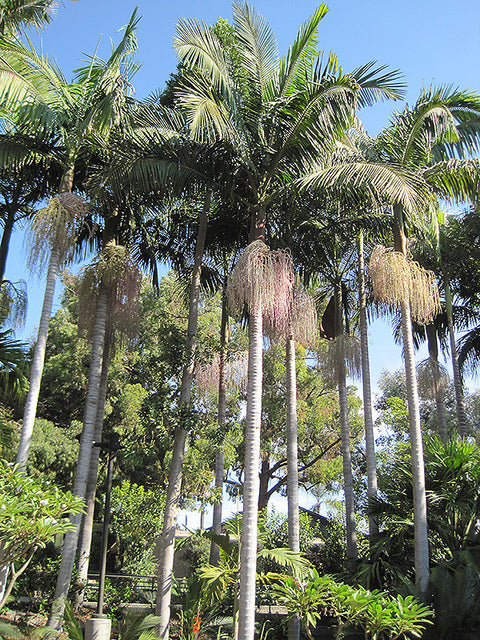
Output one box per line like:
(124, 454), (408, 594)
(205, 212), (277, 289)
(5, 0), (480, 390)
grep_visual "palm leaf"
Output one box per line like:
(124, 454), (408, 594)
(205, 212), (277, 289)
(352, 61), (406, 106)
(232, 1), (279, 102)
(278, 4), (328, 97)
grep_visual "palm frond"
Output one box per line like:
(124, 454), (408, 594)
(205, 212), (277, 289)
(232, 1), (279, 102)
(278, 4), (327, 97)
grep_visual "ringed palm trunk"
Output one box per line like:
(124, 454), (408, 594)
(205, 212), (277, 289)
(425, 324), (448, 443)
(210, 284), (228, 566)
(48, 283), (109, 629)
(334, 283), (358, 561)
(443, 275), (467, 437)
(357, 232), (378, 539)
(394, 205), (429, 595)
(155, 190), (210, 640)
(237, 307), (263, 640)
(16, 167), (74, 470)
(285, 327), (300, 640)
(75, 336), (111, 608)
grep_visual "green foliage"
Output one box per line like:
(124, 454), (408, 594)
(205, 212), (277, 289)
(27, 418), (80, 489)
(271, 569), (433, 640)
(0, 461), (84, 568)
(0, 460), (84, 608)
(109, 480), (164, 575)
(15, 550), (60, 610)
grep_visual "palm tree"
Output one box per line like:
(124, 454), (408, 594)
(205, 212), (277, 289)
(155, 188), (211, 635)
(173, 5), (405, 637)
(175, 3), (408, 639)
(0, 10), (140, 471)
(302, 87), (480, 593)
(367, 88), (480, 593)
(357, 231), (378, 538)
(283, 288), (317, 640)
(49, 239), (142, 628)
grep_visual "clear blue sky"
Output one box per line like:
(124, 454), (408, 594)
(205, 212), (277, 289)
(5, 0), (480, 388)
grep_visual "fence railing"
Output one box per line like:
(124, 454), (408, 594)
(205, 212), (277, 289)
(85, 574), (157, 603)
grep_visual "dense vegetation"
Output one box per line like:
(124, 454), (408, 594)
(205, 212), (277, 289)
(1, 2), (480, 639)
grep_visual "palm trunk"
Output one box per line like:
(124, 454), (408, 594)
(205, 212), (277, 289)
(357, 233), (378, 539)
(75, 337), (111, 608)
(425, 324), (447, 443)
(210, 285), (228, 566)
(334, 284), (358, 561)
(155, 190), (210, 640)
(400, 298), (430, 594)
(285, 330), (300, 555)
(285, 328), (301, 640)
(444, 276), (467, 437)
(0, 207), (15, 282)
(16, 166), (74, 471)
(237, 307), (263, 640)
(394, 205), (429, 595)
(48, 284), (108, 629)
(16, 246), (60, 469)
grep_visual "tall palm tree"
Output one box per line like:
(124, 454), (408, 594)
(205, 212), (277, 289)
(284, 288), (317, 640)
(368, 88), (480, 593)
(155, 188), (211, 635)
(357, 231), (378, 538)
(0, 10), (140, 471)
(173, 5), (405, 638)
(49, 238), (142, 628)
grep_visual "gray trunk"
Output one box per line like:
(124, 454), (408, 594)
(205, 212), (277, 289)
(400, 298), (430, 594)
(444, 277), (467, 437)
(210, 285), (228, 566)
(285, 331), (300, 554)
(16, 246), (60, 470)
(16, 166), (75, 470)
(48, 284), (109, 629)
(357, 233), (378, 538)
(155, 191), (210, 639)
(394, 205), (429, 594)
(75, 337), (111, 607)
(334, 284), (357, 560)
(285, 330), (300, 640)
(238, 307), (263, 640)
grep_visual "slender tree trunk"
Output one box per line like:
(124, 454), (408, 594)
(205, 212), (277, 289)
(444, 276), (467, 437)
(285, 330), (300, 555)
(334, 283), (357, 561)
(48, 284), (109, 629)
(210, 285), (228, 566)
(16, 247), (60, 469)
(155, 190), (210, 640)
(400, 298), (430, 594)
(425, 324), (448, 443)
(16, 166), (74, 470)
(0, 207), (15, 282)
(357, 233), (378, 539)
(238, 307), (263, 640)
(75, 337), (111, 608)
(394, 204), (429, 595)
(285, 328), (301, 640)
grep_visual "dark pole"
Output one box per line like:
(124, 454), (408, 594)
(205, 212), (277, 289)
(97, 448), (114, 615)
